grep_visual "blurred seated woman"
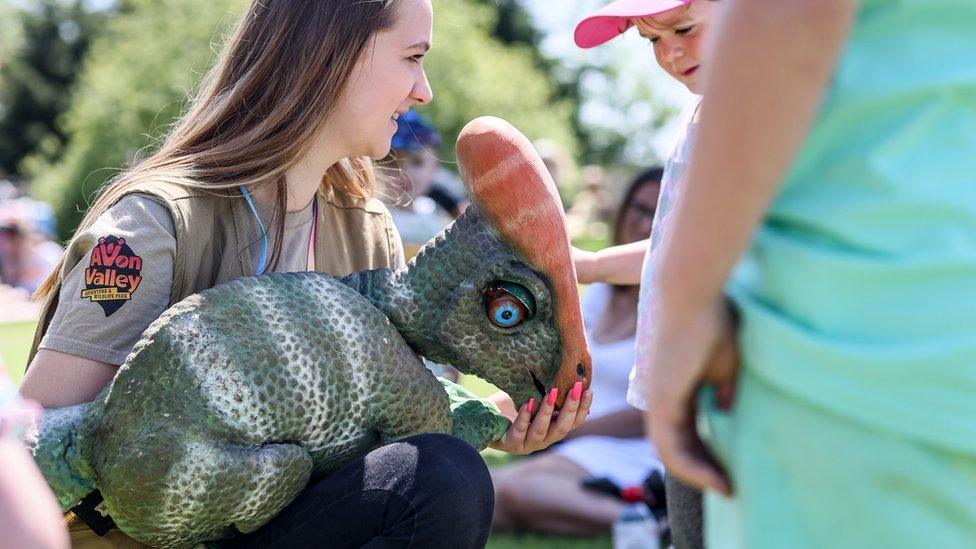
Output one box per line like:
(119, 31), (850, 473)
(492, 168), (664, 535)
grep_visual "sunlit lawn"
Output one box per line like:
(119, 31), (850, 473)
(0, 319), (34, 384)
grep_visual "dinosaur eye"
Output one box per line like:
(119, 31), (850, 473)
(485, 282), (535, 329)
(489, 296), (526, 328)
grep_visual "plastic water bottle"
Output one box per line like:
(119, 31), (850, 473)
(613, 502), (660, 549)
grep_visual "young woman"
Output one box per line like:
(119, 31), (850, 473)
(492, 169), (664, 536)
(19, 1), (590, 546)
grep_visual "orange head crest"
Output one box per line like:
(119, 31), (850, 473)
(456, 116), (592, 406)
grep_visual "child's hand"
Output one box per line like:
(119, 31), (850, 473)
(489, 382), (593, 454)
(645, 298), (740, 496)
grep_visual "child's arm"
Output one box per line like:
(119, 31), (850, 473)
(643, 0), (856, 495)
(573, 240), (647, 285)
(0, 439), (71, 549)
(1, 372), (70, 549)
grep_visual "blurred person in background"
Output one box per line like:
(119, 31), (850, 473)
(383, 110), (464, 257)
(383, 110), (462, 381)
(492, 168), (664, 536)
(0, 201), (62, 294)
(566, 164), (614, 243)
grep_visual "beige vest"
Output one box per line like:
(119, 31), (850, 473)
(29, 180), (403, 366)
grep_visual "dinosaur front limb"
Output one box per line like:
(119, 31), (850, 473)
(27, 403), (97, 511)
(439, 378), (511, 451)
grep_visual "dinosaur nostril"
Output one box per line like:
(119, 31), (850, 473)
(577, 362), (586, 379)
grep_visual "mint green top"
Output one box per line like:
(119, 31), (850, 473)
(728, 0), (976, 454)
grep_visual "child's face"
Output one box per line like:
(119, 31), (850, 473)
(634, 1), (717, 94)
(393, 152), (440, 198)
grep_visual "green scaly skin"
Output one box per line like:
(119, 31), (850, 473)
(27, 206), (561, 548)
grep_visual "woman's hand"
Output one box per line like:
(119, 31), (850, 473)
(645, 298), (740, 496)
(488, 382), (593, 454)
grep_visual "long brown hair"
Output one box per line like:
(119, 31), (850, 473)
(612, 167), (663, 247)
(36, 0), (403, 299)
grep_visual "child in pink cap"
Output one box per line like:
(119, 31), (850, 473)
(574, 0), (713, 93)
(570, 2), (720, 548)
(574, 0), (721, 396)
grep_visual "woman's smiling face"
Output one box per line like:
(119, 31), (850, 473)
(330, 0), (434, 160)
(635, 1), (717, 94)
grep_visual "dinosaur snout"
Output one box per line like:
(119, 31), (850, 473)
(551, 352), (592, 409)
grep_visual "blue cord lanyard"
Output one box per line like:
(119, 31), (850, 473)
(240, 186), (269, 276)
(240, 185), (317, 276)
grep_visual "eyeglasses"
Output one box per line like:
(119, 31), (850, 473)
(628, 203), (657, 220)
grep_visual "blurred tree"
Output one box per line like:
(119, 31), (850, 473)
(0, 0), (107, 178)
(28, 0), (578, 239)
(472, 0), (542, 49)
(421, 0), (576, 162)
(0, 1), (24, 136)
(27, 0), (247, 239)
(470, 0), (591, 169)
(0, 1), (25, 66)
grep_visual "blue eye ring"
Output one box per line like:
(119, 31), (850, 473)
(487, 294), (527, 328)
(485, 282), (534, 329)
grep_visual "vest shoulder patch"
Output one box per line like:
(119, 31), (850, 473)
(79, 235), (144, 316)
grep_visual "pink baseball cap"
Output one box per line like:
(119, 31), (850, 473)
(574, 0), (692, 49)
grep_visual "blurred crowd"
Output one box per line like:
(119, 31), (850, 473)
(380, 111), (625, 256)
(0, 179), (62, 321)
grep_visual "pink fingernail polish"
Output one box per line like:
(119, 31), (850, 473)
(526, 398), (536, 414)
(571, 382), (583, 401)
(546, 388), (558, 406)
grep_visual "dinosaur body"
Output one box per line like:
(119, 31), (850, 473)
(29, 118), (591, 547)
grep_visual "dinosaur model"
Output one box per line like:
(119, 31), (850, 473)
(28, 117), (592, 547)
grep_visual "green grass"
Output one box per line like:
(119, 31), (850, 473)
(0, 319), (36, 385)
(488, 533), (612, 548)
(461, 375), (613, 548)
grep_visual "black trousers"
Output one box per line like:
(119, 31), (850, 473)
(225, 434), (494, 548)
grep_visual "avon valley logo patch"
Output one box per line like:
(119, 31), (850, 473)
(80, 236), (143, 316)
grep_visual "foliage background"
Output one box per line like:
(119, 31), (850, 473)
(9, 0), (578, 240)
